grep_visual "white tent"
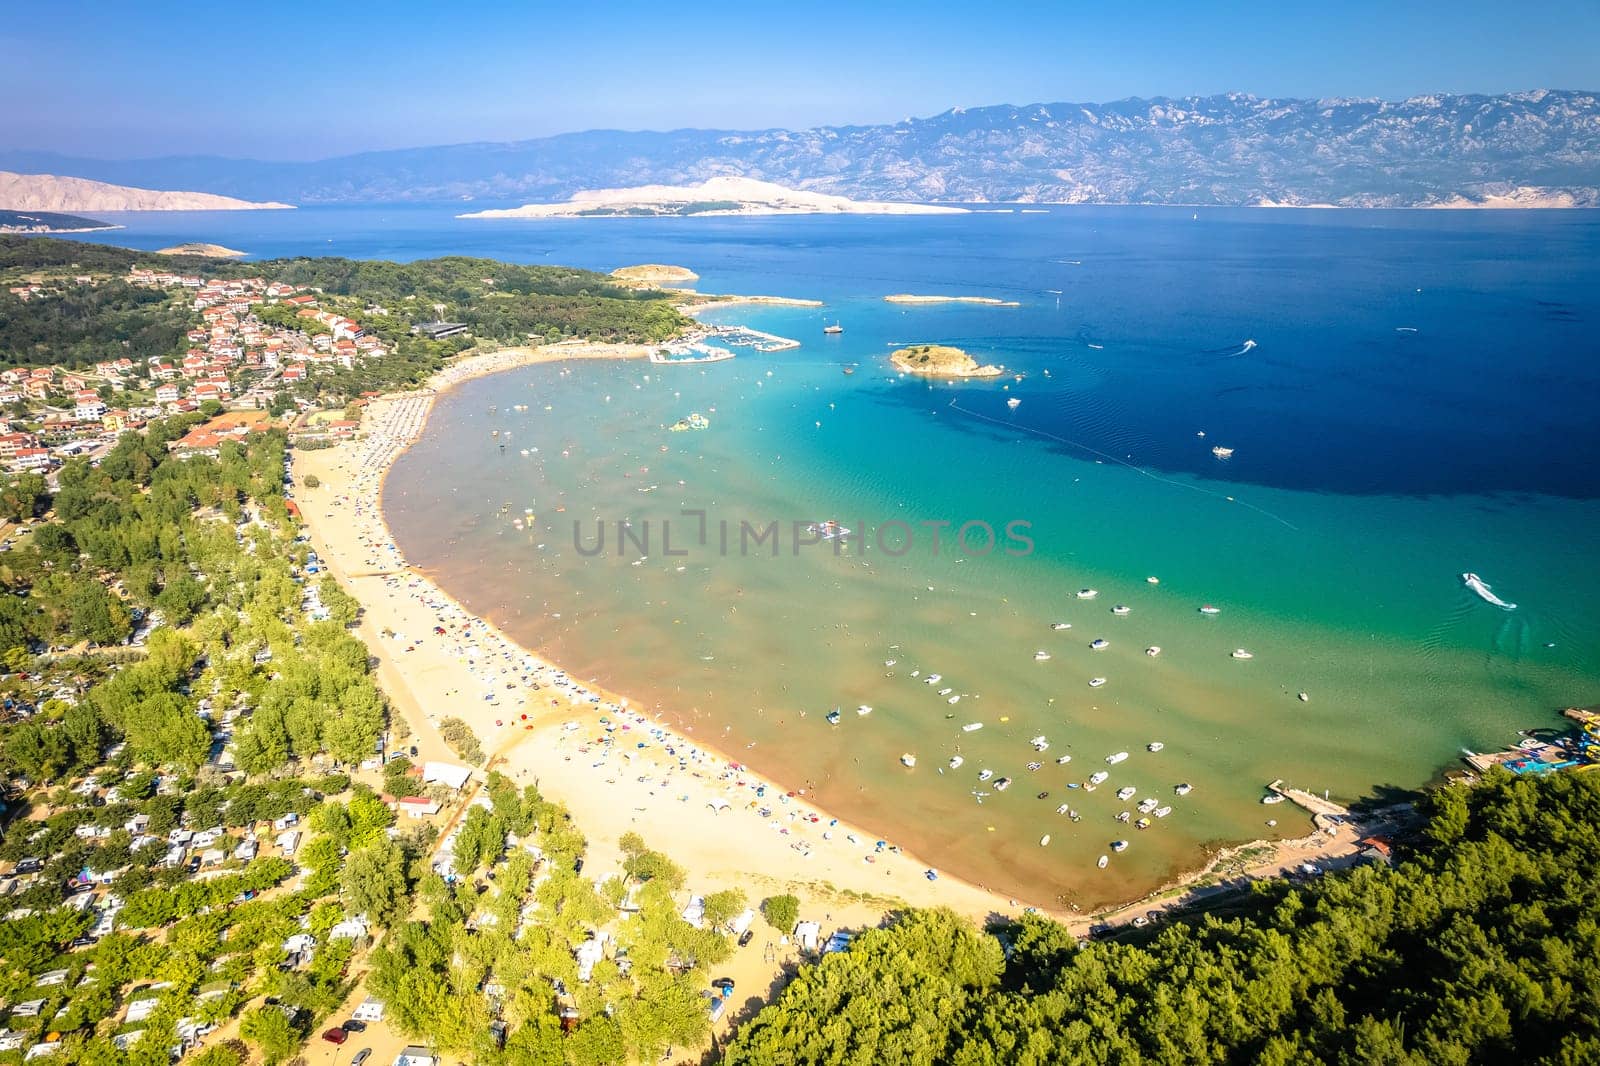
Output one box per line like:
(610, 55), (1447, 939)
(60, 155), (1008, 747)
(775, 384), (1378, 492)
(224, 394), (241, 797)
(422, 761), (472, 790)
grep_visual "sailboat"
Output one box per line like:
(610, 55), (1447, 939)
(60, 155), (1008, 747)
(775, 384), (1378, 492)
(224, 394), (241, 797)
(823, 320), (844, 335)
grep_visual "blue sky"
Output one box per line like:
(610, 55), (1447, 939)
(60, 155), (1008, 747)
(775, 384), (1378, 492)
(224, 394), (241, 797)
(9, 0), (1600, 159)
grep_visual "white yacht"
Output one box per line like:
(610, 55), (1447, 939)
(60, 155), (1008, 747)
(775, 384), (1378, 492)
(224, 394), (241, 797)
(1147, 741), (1164, 753)
(962, 722), (984, 733)
(1090, 638), (1109, 650)
(1034, 650), (1052, 661)
(1111, 604), (1131, 616)
(1051, 622), (1072, 630)
(1146, 646), (1162, 657)
(900, 753), (917, 768)
(948, 755), (964, 770)
(1077, 588), (1099, 599)
(1175, 783), (1193, 796)
(1089, 677), (1107, 688)
(1106, 751), (1129, 765)
(1116, 786), (1137, 801)
(1231, 649), (1254, 660)
(1088, 770), (1110, 785)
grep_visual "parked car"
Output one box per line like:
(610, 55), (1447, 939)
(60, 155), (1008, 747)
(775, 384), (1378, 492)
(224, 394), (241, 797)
(321, 1028), (348, 1045)
(737, 929), (754, 947)
(341, 1020), (366, 1033)
(350, 1050), (371, 1066)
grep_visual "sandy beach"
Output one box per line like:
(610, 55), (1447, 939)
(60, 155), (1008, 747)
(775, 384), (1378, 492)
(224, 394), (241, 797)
(292, 343), (1027, 939)
(293, 339), (1374, 989)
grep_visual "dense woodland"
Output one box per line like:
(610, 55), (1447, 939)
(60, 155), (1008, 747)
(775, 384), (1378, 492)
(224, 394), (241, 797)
(725, 770), (1600, 1065)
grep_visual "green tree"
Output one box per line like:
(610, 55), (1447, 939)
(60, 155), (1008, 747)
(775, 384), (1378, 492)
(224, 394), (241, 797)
(760, 893), (799, 932)
(342, 841), (410, 929)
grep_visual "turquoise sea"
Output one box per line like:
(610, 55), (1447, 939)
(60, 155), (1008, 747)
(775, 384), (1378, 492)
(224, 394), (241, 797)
(68, 206), (1600, 908)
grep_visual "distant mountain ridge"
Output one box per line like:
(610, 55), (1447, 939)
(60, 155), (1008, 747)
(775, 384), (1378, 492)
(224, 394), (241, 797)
(5, 89), (1599, 207)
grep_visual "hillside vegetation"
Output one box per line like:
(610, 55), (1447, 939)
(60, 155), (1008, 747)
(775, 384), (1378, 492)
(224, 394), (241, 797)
(725, 770), (1600, 1065)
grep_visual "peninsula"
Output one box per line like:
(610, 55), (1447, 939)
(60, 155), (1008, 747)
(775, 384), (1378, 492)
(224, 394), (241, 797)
(885, 293), (1021, 306)
(0, 170), (292, 211)
(890, 343), (1005, 378)
(0, 208), (116, 234)
(458, 176), (968, 218)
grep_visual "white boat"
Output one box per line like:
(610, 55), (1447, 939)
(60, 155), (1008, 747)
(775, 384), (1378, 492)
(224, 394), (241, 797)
(857, 704), (873, 716)
(1175, 783), (1193, 796)
(948, 755), (964, 770)
(884, 659), (897, 667)
(1462, 572), (1517, 610)
(1077, 588), (1099, 599)
(1097, 855), (1109, 869)
(1298, 692), (1310, 702)
(1030, 735), (1049, 750)
(1055, 754), (1072, 765)
(1039, 833), (1050, 846)
(1089, 677), (1107, 688)
(1034, 650), (1052, 661)
(1146, 576), (1160, 585)
(1106, 751), (1129, 765)
(924, 673), (943, 685)
(962, 722), (984, 733)
(993, 777), (1012, 791)
(1055, 803), (1071, 815)
(1212, 446), (1234, 459)
(947, 694), (961, 704)
(1231, 649), (1254, 660)
(978, 769), (994, 781)
(1146, 646), (1162, 657)
(1116, 786), (1137, 801)
(1261, 794), (1285, 805)
(1154, 806), (1172, 818)
(1111, 840), (1129, 853)
(1198, 605), (1221, 616)
(1138, 797), (1159, 813)
(1111, 605), (1131, 616)
(900, 753), (917, 768)
(1116, 810), (1131, 823)
(1008, 398), (1022, 410)
(1147, 741), (1164, 753)
(1090, 638), (1109, 650)
(825, 709), (841, 725)
(937, 687), (953, 696)
(1051, 622), (1072, 630)
(1088, 770), (1109, 785)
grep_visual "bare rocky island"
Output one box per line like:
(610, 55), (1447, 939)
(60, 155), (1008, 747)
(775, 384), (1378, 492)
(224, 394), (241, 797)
(459, 176), (968, 218)
(890, 343), (1005, 378)
(885, 293), (1021, 306)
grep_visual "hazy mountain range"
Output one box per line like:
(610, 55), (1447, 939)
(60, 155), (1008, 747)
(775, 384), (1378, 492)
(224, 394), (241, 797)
(4, 90), (1598, 208)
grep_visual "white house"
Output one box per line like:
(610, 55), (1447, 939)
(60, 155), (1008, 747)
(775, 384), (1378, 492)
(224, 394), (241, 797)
(421, 762), (471, 790)
(394, 1048), (436, 1066)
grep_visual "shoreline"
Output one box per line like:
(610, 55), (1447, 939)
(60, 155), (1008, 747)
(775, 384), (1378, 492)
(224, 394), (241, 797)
(292, 344), (1031, 925)
(293, 342), (1373, 939)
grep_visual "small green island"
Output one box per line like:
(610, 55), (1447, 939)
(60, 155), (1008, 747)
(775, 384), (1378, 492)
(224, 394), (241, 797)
(890, 343), (1004, 378)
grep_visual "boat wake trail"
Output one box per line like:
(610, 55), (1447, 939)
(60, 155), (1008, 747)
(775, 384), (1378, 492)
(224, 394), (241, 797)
(1225, 339), (1258, 357)
(944, 398), (1300, 531)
